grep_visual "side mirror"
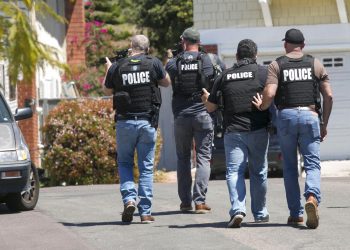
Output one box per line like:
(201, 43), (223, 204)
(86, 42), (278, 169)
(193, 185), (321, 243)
(14, 107), (33, 121)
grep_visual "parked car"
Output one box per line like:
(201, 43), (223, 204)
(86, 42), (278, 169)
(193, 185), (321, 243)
(210, 128), (304, 179)
(0, 92), (39, 211)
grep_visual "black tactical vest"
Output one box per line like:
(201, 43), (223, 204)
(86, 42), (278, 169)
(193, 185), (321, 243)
(221, 63), (263, 115)
(173, 52), (209, 97)
(275, 55), (320, 107)
(114, 56), (157, 114)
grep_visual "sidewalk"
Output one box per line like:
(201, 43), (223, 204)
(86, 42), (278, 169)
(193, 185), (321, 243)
(164, 160), (350, 182)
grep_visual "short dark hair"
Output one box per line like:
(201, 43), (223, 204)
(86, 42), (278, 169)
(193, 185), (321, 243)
(236, 39), (257, 60)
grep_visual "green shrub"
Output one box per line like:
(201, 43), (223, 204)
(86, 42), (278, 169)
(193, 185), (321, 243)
(42, 99), (164, 186)
(42, 99), (117, 186)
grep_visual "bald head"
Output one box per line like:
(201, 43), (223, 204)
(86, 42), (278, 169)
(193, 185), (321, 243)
(131, 35), (150, 53)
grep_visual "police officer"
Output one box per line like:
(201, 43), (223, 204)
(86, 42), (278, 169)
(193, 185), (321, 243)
(252, 28), (333, 229)
(202, 39), (270, 228)
(166, 27), (214, 213)
(104, 34), (170, 224)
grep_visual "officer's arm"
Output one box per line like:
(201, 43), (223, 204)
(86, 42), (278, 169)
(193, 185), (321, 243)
(252, 63), (278, 111)
(103, 86), (113, 96)
(257, 83), (277, 111)
(315, 60), (333, 128)
(158, 72), (171, 87)
(201, 88), (218, 113)
(103, 57), (114, 96)
(320, 81), (333, 128)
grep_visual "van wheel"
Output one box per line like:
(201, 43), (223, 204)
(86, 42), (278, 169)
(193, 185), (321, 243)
(6, 163), (40, 212)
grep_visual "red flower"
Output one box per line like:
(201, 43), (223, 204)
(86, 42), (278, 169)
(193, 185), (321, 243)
(94, 20), (103, 27)
(82, 83), (92, 91)
(100, 29), (108, 33)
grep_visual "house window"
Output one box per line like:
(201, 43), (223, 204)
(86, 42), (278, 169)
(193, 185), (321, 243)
(322, 57), (344, 68)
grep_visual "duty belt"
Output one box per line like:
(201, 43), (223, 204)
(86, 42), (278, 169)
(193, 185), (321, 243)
(277, 105), (316, 111)
(117, 114), (151, 121)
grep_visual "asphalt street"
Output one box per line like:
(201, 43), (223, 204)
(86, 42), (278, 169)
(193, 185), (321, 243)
(1, 177), (350, 250)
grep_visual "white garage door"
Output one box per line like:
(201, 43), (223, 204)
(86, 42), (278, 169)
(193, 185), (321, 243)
(315, 52), (350, 160)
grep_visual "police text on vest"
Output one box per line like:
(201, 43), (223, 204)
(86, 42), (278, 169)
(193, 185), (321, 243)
(226, 72), (253, 80)
(122, 71), (150, 85)
(283, 68), (312, 81)
(181, 63), (198, 71)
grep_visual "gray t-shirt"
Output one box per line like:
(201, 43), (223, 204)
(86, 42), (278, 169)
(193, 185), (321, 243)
(166, 51), (214, 118)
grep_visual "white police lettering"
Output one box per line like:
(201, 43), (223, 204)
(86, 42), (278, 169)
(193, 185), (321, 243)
(283, 68), (312, 81)
(122, 71), (150, 85)
(226, 71), (253, 80)
(181, 63), (198, 71)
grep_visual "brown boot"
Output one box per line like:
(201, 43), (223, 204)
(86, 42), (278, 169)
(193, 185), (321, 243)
(195, 203), (211, 214)
(140, 215), (155, 224)
(305, 195), (319, 229)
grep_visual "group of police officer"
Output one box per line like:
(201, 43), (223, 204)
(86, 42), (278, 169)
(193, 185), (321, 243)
(104, 27), (333, 229)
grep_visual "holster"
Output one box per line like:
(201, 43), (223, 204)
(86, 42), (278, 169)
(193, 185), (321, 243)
(150, 87), (162, 129)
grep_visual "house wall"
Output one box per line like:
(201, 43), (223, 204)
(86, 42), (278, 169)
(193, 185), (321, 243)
(194, 0), (349, 29)
(17, 78), (40, 166)
(65, 0), (86, 66)
(193, 0), (265, 29)
(270, 0), (339, 25)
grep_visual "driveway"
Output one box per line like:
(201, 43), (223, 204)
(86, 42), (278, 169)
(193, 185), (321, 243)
(1, 177), (349, 249)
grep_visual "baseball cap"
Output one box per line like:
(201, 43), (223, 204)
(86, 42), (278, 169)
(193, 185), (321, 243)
(181, 27), (200, 43)
(282, 28), (305, 44)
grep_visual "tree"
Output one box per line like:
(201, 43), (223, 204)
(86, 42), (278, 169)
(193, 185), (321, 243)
(0, 0), (68, 85)
(73, 0), (135, 96)
(132, 0), (193, 55)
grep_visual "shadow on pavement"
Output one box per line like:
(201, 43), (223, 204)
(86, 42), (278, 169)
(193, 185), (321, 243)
(168, 221), (228, 228)
(168, 221), (292, 229)
(62, 221), (128, 227)
(0, 204), (19, 214)
(151, 210), (192, 216)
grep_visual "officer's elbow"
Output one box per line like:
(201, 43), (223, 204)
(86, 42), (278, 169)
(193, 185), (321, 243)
(159, 74), (171, 87)
(103, 86), (113, 96)
(324, 92), (333, 103)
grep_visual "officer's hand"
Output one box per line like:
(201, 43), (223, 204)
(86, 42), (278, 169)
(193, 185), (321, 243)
(167, 49), (174, 59)
(105, 57), (112, 71)
(320, 124), (327, 142)
(201, 88), (210, 103)
(252, 93), (263, 108)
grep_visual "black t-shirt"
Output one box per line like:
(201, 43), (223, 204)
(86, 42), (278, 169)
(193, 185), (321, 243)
(166, 51), (214, 118)
(208, 64), (269, 132)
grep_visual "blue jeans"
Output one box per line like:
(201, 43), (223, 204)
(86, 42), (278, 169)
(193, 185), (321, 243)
(174, 112), (213, 205)
(116, 120), (156, 216)
(277, 108), (321, 217)
(224, 128), (269, 219)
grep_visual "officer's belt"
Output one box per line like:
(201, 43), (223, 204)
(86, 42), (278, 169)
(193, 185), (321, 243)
(117, 114), (151, 121)
(277, 105), (316, 111)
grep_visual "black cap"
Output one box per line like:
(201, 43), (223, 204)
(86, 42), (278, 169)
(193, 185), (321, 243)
(181, 28), (200, 43)
(282, 28), (305, 44)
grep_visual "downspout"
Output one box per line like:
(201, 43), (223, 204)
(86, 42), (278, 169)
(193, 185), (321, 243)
(336, 0), (348, 23)
(259, 0), (273, 27)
